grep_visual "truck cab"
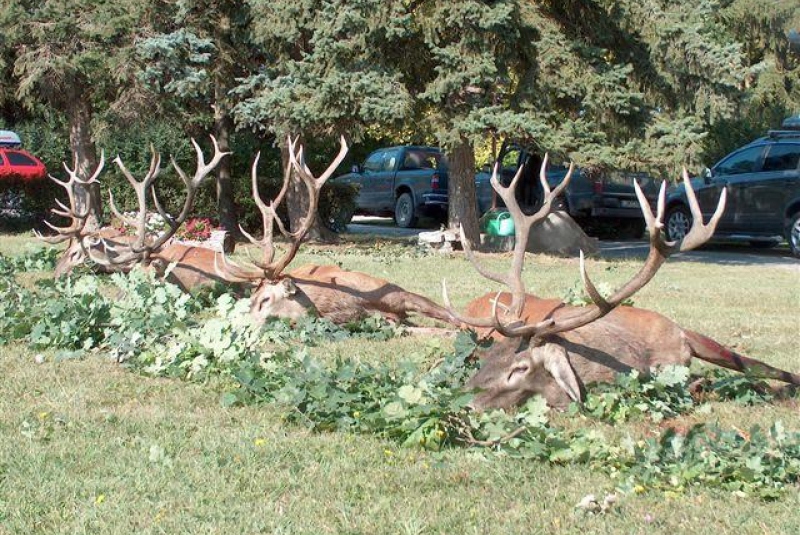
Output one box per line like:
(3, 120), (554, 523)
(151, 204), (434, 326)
(334, 146), (449, 228)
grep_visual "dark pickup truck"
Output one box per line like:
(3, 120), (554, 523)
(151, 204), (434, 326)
(474, 142), (660, 238)
(333, 146), (449, 228)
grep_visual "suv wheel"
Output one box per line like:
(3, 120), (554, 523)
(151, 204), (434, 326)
(394, 192), (417, 228)
(789, 212), (800, 258)
(665, 205), (692, 242)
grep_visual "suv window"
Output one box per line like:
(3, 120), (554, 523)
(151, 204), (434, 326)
(762, 143), (800, 172)
(363, 151), (384, 173)
(714, 146), (763, 176)
(5, 151), (37, 166)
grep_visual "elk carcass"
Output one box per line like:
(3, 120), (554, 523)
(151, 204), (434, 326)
(216, 138), (458, 327)
(39, 139), (233, 291)
(443, 157), (800, 410)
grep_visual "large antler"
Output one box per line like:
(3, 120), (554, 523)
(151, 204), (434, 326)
(35, 153), (106, 244)
(442, 155), (574, 325)
(88, 136), (229, 268)
(216, 135), (348, 282)
(446, 161), (726, 342)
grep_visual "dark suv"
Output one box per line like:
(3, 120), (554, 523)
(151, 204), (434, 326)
(664, 120), (800, 257)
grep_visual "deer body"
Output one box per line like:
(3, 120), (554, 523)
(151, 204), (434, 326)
(55, 233), (229, 291)
(251, 264), (457, 325)
(149, 243), (230, 291)
(464, 292), (800, 410)
(441, 156), (800, 411)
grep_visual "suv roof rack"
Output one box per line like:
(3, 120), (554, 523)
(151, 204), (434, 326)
(767, 130), (800, 139)
(0, 130), (21, 148)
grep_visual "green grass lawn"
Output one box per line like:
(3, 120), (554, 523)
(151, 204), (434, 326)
(1, 232), (799, 534)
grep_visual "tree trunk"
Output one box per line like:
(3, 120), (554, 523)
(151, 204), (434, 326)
(66, 96), (102, 231)
(284, 137), (338, 243)
(448, 137), (481, 248)
(212, 9), (239, 252)
(212, 98), (239, 252)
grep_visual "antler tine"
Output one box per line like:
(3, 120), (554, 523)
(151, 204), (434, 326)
(150, 185), (176, 232)
(51, 198), (76, 219)
(459, 223), (508, 286)
(87, 150), (106, 183)
(678, 167), (727, 251)
(62, 150), (105, 185)
(189, 135), (232, 187)
(304, 135), (349, 188)
(49, 173), (70, 189)
(107, 189), (137, 228)
(40, 217), (86, 240)
(441, 280), (503, 328)
(212, 250), (265, 283)
(33, 228), (71, 244)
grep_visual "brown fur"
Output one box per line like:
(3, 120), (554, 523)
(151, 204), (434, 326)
(251, 264), (458, 326)
(149, 243), (232, 292)
(55, 230), (231, 292)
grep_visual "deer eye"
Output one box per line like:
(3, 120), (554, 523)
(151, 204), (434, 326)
(256, 295), (271, 311)
(507, 364), (530, 382)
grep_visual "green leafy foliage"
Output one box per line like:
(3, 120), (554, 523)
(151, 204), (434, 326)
(105, 268), (201, 362)
(28, 276), (111, 352)
(3, 246), (60, 272)
(698, 368), (775, 405)
(575, 366), (695, 423)
(618, 422), (800, 499)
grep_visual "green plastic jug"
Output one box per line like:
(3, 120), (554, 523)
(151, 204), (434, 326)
(483, 210), (515, 237)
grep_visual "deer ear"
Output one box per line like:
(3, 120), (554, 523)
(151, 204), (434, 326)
(281, 278), (297, 296)
(532, 343), (581, 402)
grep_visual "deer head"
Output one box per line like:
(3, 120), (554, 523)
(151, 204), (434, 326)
(446, 158), (726, 410)
(466, 339), (581, 410)
(214, 136), (349, 323)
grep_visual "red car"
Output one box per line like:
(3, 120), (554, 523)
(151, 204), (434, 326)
(0, 131), (47, 182)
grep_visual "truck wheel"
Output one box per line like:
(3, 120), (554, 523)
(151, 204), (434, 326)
(789, 212), (800, 258)
(665, 205), (692, 242)
(394, 193), (417, 228)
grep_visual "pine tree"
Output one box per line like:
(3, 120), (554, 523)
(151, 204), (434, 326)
(136, 0), (255, 240)
(235, 0), (412, 238)
(0, 0), (158, 225)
